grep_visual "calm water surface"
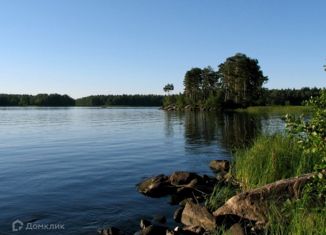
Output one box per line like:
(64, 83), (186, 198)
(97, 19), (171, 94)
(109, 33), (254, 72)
(0, 107), (284, 234)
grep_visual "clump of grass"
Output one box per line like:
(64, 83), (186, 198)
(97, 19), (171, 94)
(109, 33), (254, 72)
(266, 197), (326, 235)
(234, 134), (320, 190)
(206, 182), (238, 211)
(235, 105), (311, 115)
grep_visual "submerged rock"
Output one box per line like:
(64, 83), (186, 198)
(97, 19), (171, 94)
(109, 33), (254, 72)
(181, 201), (216, 231)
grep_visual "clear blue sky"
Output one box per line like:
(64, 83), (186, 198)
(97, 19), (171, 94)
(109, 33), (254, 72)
(0, 0), (325, 98)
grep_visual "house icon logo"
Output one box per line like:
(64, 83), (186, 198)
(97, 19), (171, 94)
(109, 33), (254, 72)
(12, 219), (24, 232)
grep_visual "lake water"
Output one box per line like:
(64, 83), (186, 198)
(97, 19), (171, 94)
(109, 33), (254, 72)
(0, 107), (285, 234)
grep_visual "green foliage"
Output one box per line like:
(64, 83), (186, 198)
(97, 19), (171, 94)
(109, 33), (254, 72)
(76, 94), (163, 106)
(176, 53), (321, 111)
(218, 53), (268, 107)
(163, 83), (174, 93)
(285, 89), (326, 201)
(206, 182), (238, 211)
(266, 87), (321, 106)
(265, 197), (326, 235)
(234, 134), (318, 189)
(0, 93), (75, 106)
(183, 66), (220, 105)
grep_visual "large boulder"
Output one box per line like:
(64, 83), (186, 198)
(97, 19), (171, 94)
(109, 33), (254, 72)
(181, 201), (216, 231)
(213, 172), (315, 227)
(209, 160), (230, 172)
(137, 174), (173, 197)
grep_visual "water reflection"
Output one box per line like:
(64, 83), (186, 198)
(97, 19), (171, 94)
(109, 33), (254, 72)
(218, 112), (262, 149)
(164, 111), (281, 151)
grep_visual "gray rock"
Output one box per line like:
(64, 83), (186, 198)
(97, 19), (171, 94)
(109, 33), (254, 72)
(209, 160), (230, 172)
(181, 202), (216, 231)
(169, 172), (202, 186)
(137, 174), (173, 197)
(213, 172), (316, 228)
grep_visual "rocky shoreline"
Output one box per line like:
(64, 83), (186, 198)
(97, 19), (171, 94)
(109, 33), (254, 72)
(98, 160), (315, 235)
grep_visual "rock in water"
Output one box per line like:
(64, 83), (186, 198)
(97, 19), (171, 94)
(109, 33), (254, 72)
(137, 174), (172, 197)
(169, 172), (202, 186)
(209, 160), (230, 172)
(181, 201), (216, 231)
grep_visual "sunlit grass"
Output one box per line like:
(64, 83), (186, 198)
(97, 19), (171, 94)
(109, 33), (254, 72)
(234, 134), (321, 190)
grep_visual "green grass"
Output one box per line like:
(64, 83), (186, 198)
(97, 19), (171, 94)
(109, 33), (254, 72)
(266, 199), (326, 235)
(235, 105), (312, 115)
(234, 134), (321, 190)
(206, 182), (238, 211)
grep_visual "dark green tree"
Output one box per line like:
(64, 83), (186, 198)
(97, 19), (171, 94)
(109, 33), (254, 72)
(201, 66), (219, 99)
(217, 53), (268, 107)
(163, 83), (174, 94)
(183, 67), (202, 103)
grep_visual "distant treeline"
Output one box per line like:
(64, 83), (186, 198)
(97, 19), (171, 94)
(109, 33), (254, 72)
(0, 88), (322, 107)
(0, 94), (75, 106)
(262, 87), (321, 105)
(75, 95), (163, 106)
(0, 94), (163, 106)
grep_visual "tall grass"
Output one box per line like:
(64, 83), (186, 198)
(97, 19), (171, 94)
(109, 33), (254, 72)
(206, 182), (238, 211)
(234, 134), (320, 190)
(266, 199), (326, 235)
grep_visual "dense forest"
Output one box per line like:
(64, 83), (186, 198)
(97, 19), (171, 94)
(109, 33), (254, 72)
(0, 94), (163, 106)
(75, 95), (163, 106)
(0, 87), (321, 107)
(0, 94), (75, 106)
(163, 53), (323, 110)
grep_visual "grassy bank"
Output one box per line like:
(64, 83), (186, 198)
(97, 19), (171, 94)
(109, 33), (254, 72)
(208, 91), (326, 234)
(207, 134), (325, 234)
(234, 134), (321, 190)
(234, 105), (312, 115)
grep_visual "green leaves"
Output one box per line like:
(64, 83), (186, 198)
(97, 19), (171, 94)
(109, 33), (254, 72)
(285, 89), (326, 202)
